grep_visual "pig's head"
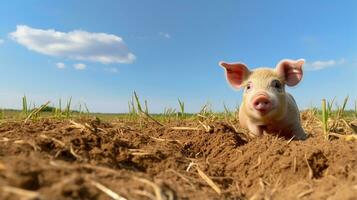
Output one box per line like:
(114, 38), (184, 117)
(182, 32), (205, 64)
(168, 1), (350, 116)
(219, 59), (304, 122)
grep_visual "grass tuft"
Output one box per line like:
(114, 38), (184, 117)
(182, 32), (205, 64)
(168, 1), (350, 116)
(24, 101), (51, 123)
(132, 91), (164, 126)
(178, 98), (185, 118)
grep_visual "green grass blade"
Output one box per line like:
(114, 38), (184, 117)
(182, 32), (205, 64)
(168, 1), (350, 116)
(144, 100), (149, 114)
(321, 99), (329, 140)
(22, 95), (28, 115)
(133, 91), (143, 113)
(178, 98), (185, 118)
(65, 97), (72, 118)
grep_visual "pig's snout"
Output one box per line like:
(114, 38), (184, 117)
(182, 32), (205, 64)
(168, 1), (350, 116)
(252, 94), (272, 113)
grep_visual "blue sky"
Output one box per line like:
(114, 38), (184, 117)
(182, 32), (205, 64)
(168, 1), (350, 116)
(0, 0), (356, 113)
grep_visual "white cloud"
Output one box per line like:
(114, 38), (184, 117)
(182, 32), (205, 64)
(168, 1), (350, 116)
(304, 58), (345, 71)
(104, 67), (118, 73)
(10, 25), (136, 64)
(0, 39), (4, 44)
(74, 63), (86, 70)
(56, 62), (65, 69)
(159, 32), (171, 39)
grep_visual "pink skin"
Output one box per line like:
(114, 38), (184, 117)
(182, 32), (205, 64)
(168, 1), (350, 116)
(252, 93), (272, 114)
(219, 59), (307, 140)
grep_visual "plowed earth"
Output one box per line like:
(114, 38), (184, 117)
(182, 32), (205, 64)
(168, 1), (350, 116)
(0, 116), (356, 200)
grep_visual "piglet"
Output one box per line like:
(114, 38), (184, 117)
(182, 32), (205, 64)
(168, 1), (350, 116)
(219, 59), (307, 140)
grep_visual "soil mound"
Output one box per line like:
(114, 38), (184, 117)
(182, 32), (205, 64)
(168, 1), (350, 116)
(0, 118), (356, 199)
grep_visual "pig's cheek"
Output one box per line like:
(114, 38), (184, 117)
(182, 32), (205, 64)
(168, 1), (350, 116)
(244, 92), (255, 111)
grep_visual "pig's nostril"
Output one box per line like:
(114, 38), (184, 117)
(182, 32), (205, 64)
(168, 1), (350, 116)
(254, 100), (270, 106)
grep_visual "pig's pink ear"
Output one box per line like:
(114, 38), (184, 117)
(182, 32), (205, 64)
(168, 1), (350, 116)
(219, 61), (249, 89)
(276, 59), (305, 86)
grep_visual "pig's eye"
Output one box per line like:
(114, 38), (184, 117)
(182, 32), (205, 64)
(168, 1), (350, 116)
(271, 79), (282, 90)
(246, 82), (252, 91)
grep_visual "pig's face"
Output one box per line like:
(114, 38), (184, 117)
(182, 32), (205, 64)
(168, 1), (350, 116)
(220, 59), (304, 123)
(241, 69), (287, 122)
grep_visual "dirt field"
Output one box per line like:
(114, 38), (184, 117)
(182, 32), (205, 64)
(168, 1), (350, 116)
(0, 114), (356, 200)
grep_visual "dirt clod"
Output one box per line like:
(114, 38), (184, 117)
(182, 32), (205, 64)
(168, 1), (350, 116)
(307, 150), (329, 179)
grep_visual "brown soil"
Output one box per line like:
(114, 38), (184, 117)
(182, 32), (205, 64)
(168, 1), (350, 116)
(0, 116), (356, 200)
